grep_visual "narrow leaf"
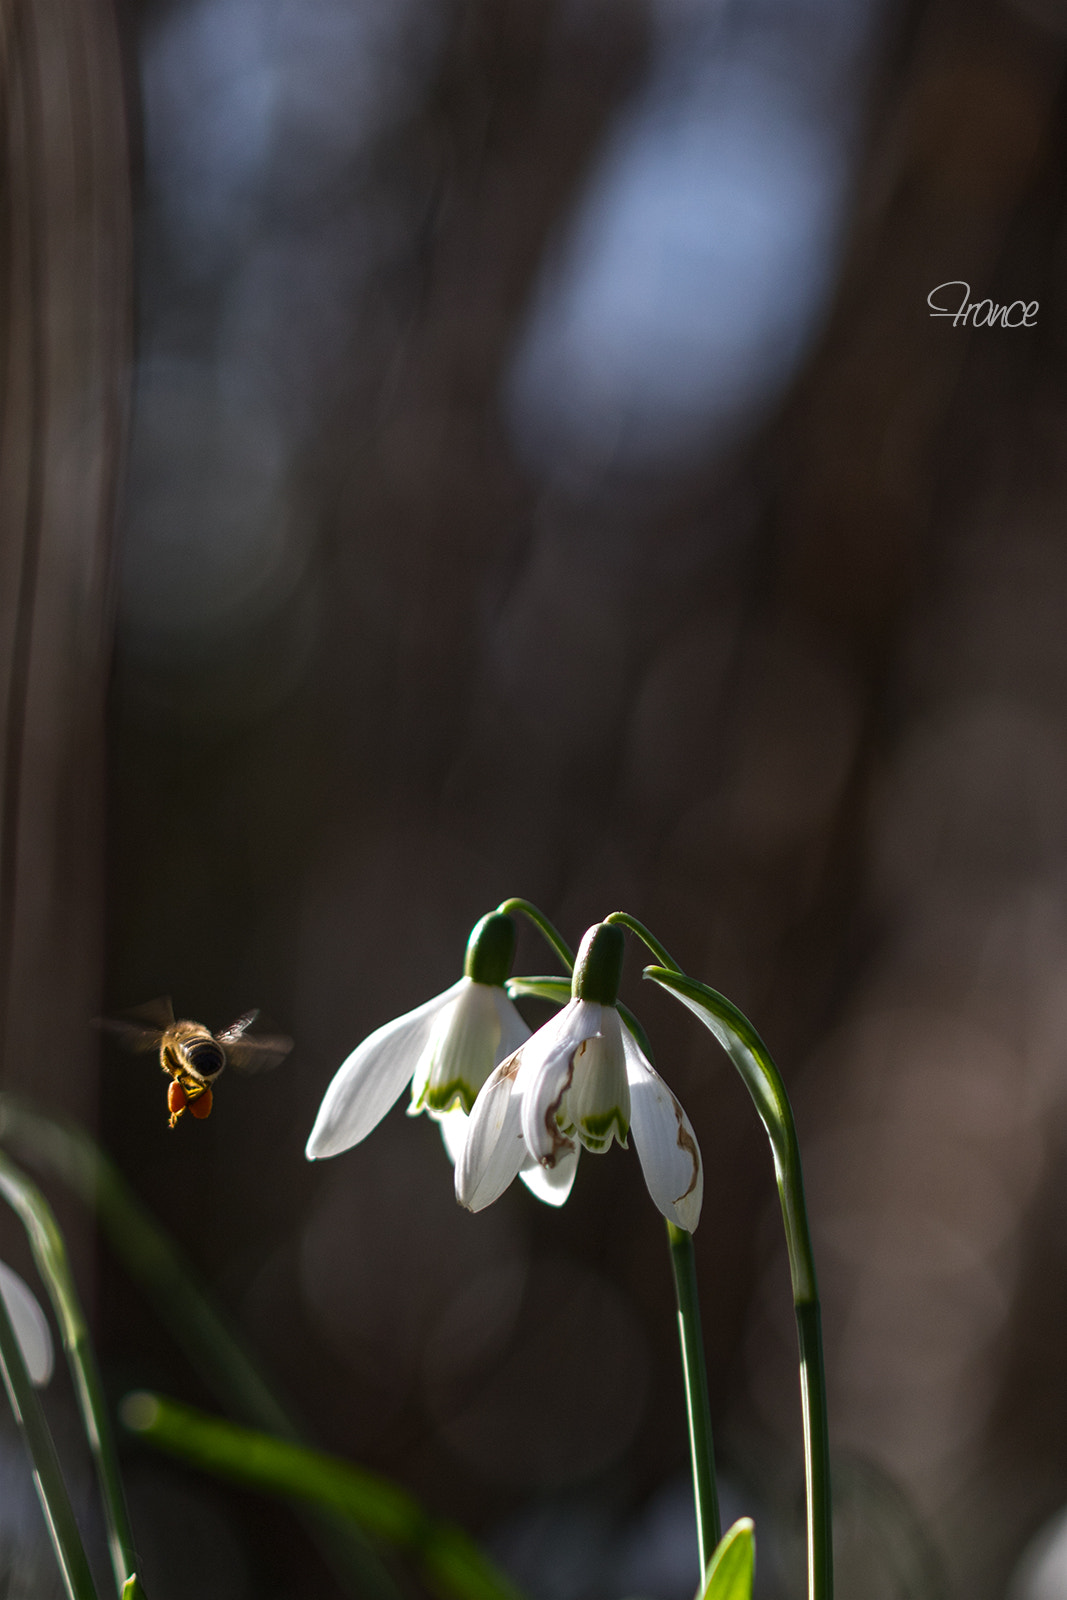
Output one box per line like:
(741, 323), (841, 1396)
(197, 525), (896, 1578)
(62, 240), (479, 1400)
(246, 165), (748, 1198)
(0, 1149), (137, 1595)
(504, 975), (571, 1004)
(121, 1391), (525, 1600)
(0, 1097), (398, 1600)
(701, 1518), (755, 1600)
(0, 1285), (99, 1600)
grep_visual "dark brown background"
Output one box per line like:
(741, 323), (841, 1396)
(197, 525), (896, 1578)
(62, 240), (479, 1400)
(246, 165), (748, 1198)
(4, 0), (1067, 1597)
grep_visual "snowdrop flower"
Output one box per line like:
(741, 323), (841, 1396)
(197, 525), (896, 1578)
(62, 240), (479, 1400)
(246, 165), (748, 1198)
(0, 1260), (54, 1386)
(306, 912), (530, 1159)
(457, 923), (703, 1231)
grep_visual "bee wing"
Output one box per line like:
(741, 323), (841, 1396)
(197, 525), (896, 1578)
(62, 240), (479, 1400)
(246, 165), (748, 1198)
(224, 1033), (293, 1075)
(95, 997), (175, 1054)
(124, 997), (176, 1030)
(96, 1018), (163, 1053)
(215, 1009), (260, 1045)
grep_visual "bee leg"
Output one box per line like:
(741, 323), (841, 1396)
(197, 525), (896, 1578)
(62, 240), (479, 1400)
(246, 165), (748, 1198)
(167, 1081), (187, 1127)
(189, 1087), (213, 1120)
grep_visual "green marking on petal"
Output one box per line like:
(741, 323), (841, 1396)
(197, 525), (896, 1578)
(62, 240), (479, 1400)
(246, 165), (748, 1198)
(423, 1079), (477, 1115)
(578, 1108), (629, 1152)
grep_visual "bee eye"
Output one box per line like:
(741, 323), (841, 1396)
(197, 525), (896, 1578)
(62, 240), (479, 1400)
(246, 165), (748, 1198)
(188, 1042), (224, 1074)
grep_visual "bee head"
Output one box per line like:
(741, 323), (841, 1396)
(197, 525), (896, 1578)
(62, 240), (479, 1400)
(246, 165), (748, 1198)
(185, 1040), (226, 1078)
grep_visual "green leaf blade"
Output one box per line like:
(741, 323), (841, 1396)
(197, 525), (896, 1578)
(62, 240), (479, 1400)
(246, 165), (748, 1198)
(121, 1391), (525, 1600)
(701, 1518), (755, 1600)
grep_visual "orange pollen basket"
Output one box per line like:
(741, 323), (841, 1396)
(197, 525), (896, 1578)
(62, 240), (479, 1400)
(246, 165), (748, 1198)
(189, 1087), (213, 1120)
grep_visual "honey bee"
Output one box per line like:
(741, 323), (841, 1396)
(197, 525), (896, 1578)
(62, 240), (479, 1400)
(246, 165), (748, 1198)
(100, 998), (292, 1127)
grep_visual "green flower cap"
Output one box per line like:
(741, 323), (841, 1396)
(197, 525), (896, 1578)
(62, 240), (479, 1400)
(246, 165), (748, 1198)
(572, 922), (625, 1006)
(464, 912), (517, 987)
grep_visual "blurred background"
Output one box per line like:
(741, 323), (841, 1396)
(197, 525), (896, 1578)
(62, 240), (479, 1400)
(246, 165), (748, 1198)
(3, 0), (1067, 1595)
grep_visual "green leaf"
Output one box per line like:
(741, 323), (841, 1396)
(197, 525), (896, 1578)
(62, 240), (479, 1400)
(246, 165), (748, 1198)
(700, 1518), (755, 1600)
(121, 1391), (525, 1600)
(0, 1098), (399, 1600)
(0, 1281), (100, 1600)
(121, 1577), (148, 1600)
(0, 1149), (138, 1596)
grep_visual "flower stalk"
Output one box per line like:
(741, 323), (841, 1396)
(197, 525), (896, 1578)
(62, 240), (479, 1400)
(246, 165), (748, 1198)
(645, 969), (832, 1600)
(667, 1220), (721, 1576)
(603, 910), (682, 974)
(494, 899), (575, 973)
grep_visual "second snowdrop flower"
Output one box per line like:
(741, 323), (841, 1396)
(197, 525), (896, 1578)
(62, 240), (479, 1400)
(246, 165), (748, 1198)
(306, 912), (528, 1159)
(457, 923), (703, 1231)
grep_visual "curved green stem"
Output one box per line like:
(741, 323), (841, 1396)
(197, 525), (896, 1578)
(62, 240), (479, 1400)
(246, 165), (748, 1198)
(0, 1282), (99, 1600)
(645, 969), (831, 1600)
(666, 1222), (720, 1578)
(603, 912), (683, 974)
(0, 1150), (136, 1596)
(494, 900), (575, 973)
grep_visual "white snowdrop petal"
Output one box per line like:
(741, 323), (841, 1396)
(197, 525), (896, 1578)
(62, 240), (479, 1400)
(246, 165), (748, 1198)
(519, 999), (599, 1167)
(0, 1262), (54, 1387)
(305, 980), (465, 1158)
(624, 1030), (703, 1232)
(414, 979), (503, 1114)
(492, 985), (532, 1061)
(455, 1051), (527, 1211)
(519, 1144), (579, 1206)
(568, 1007), (630, 1152)
(436, 1106), (469, 1167)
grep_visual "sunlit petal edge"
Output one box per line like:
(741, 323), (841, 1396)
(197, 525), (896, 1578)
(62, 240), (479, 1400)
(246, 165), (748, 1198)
(624, 1029), (703, 1231)
(305, 980), (464, 1158)
(455, 1050), (527, 1211)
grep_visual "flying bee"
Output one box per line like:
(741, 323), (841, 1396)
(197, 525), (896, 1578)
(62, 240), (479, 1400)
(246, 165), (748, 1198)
(100, 998), (292, 1127)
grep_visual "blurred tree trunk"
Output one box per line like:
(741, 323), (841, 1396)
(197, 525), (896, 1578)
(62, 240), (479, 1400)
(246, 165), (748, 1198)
(0, 0), (130, 1133)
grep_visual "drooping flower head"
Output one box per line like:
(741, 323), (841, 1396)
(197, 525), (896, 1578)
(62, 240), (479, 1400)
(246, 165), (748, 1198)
(457, 922), (703, 1231)
(305, 912), (530, 1159)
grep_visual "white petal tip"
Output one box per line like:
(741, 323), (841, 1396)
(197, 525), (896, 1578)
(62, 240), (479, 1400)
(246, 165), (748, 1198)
(303, 1121), (349, 1160)
(520, 1146), (579, 1207)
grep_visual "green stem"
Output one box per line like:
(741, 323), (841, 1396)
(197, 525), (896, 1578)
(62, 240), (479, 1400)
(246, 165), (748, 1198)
(645, 970), (832, 1600)
(0, 1151), (137, 1597)
(121, 1391), (524, 1600)
(666, 1221), (720, 1578)
(504, 975), (572, 1006)
(603, 912), (683, 974)
(494, 900), (575, 973)
(796, 1301), (832, 1600)
(0, 1282), (100, 1600)
(0, 1098), (399, 1600)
